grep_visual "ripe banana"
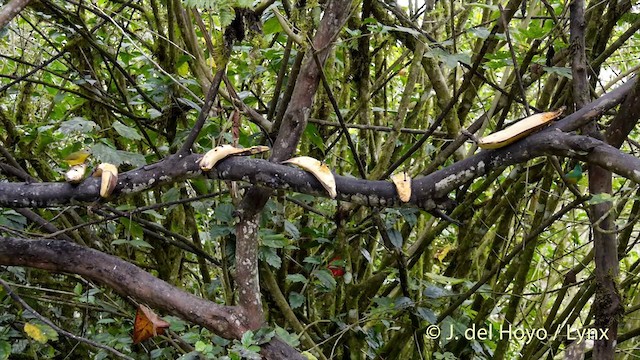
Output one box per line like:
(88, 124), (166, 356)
(199, 145), (270, 171)
(478, 107), (565, 149)
(391, 172), (411, 202)
(65, 163), (88, 184)
(93, 163), (118, 198)
(282, 156), (337, 199)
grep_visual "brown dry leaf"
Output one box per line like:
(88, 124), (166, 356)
(132, 305), (170, 344)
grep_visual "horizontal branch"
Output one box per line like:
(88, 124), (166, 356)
(0, 237), (303, 359)
(0, 78), (635, 210)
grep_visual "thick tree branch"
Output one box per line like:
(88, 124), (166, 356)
(232, 0), (354, 335)
(0, 237), (302, 359)
(0, 0), (31, 29)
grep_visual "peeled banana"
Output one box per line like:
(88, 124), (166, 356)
(478, 107), (565, 149)
(391, 172), (411, 203)
(282, 156), (337, 199)
(93, 163), (118, 198)
(199, 145), (270, 171)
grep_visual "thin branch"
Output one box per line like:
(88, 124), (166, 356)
(179, 68), (225, 154)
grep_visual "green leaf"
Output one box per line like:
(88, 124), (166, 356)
(304, 124), (325, 152)
(588, 193), (613, 205)
(162, 187), (181, 203)
(91, 143), (146, 167)
(313, 269), (337, 291)
(113, 121), (143, 140)
(424, 284), (449, 299)
(286, 274), (307, 283)
(261, 232), (288, 248)
(468, 27), (491, 39)
(387, 228), (403, 249)
(0, 210), (27, 230)
(214, 203), (235, 223)
(260, 247), (282, 268)
(275, 326), (300, 347)
(0, 341), (10, 360)
(263, 17), (283, 35)
(284, 220), (300, 240)
(544, 66), (573, 79)
(58, 117), (99, 134)
(289, 291), (305, 309)
(241, 330), (254, 347)
(415, 307), (437, 324)
(303, 256), (322, 265)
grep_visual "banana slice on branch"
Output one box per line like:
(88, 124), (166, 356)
(199, 145), (270, 171)
(93, 163), (118, 198)
(478, 107), (565, 149)
(390, 172), (411, 203)
(65, 163), (88, 184)
(282, 156), (337, 199)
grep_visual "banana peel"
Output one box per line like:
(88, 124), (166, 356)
(478, 107), (565, 149)
(65, 163), (88, 184)
(199, 145), (270, 171)
(390, 172), (411, 202)
(93, 163), (118, 198)
(282, 156), (337, 199)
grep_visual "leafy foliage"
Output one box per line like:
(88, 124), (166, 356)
(1, 0), (640, 359)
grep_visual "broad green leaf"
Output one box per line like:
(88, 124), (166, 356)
(162, 187), (181, 203)
(415, 307), (437, 324)
(260, 247), (282, 268)
(289, 291), (305, 309)
(304, 124), (325, 152)
(91, 143), (146, 167)
(468, 27), (490, 39)
(0, 341), (10, 360)
(588, 193), (613, 205)
(424, 284), (449, 299)
(113, 121), (143, 140)
(284, 220), (300, 240)
(313, 269), (337, 291)
(387, 228), (403, 249)
(286, 274), (307, 283)
(544, 66), (573, 79)
(214, 203), (235, 223)
(58, 117), (99, 134)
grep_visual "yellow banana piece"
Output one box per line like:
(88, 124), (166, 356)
(390, 172), (411, 203)
(282, 156), (337, 199)
(93, 163), (118, 198)
(65, 163), (88, 184)
(199, 145), (270, 171)
(64, 150), (91, 166)
(478, 107), (565, 149)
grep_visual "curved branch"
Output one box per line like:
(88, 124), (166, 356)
(0, 237), (303, 359)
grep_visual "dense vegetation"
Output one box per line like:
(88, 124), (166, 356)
(0, 0), (639, 359)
